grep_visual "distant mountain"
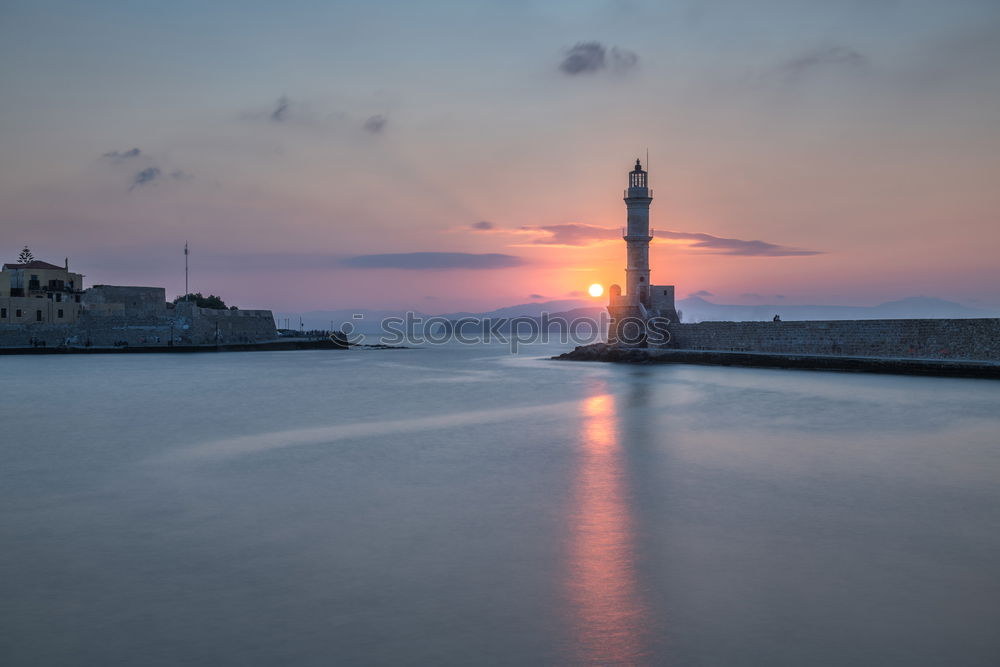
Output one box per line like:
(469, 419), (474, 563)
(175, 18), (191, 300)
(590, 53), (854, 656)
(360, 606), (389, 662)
(276, 299), (593, 333)
(277, 295), (994, 334)
(677, 295), (993, 323)
(438, 299), (592, 320)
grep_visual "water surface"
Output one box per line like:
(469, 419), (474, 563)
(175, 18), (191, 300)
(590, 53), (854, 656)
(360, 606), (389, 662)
(2, 344), (998, 665)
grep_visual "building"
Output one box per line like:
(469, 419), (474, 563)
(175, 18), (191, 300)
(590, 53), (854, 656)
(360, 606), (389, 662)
(0, 259), (84, 324)
(0, 252), (278, 348)
(607, 159), (679, 344)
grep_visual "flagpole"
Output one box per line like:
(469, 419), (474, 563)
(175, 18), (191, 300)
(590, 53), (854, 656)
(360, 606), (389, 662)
(184, 242), (189, 301)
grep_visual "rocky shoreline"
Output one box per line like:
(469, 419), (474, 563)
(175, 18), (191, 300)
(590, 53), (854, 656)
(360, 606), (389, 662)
(555, 344), (1000, 379)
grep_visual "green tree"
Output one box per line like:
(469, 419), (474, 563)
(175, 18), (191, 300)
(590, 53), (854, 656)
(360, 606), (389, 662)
(173, 293), (231, 310)
(17, 246), (34, 263)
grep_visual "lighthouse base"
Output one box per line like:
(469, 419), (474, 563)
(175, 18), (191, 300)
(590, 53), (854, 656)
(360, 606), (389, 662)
(607, 284), (680, 347)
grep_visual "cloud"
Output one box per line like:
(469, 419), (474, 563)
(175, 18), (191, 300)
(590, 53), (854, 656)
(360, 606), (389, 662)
(522, 223), (820, 255)
(102, 148), (141, 161)
(566, 290), (584, 297)
(129, 167), (161, 190)
(689, 290), (714, 298)
(101, 147), (191, 191)
(529, 294), (545, 300)
(741, 293), (764, 299)
(610, 47), (638, 71)
(656, 230), (821, 256)
(471, 221), (494, 231)
(521, 223), (620, 246)
(560, 42), (606, 75)
(559, 42), (638, 76)
(363, 114), (387, 133)
(270, 96), (290, 122)
(340, 252), (524, 270)
(781, 46), (867, 79)
(775, 294), (786, 300)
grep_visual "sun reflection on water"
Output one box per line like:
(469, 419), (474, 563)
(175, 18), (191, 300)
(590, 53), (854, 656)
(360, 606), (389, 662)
(566, 388), (650, 664)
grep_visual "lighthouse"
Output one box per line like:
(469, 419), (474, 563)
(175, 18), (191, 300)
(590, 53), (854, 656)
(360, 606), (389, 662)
(607, 158), (679, 345)
(624, 158), (652, 302)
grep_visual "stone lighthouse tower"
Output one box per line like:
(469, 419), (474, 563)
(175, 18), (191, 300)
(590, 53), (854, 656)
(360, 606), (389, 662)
(607, 158), (679, 345)
(624, 158), (653, 302)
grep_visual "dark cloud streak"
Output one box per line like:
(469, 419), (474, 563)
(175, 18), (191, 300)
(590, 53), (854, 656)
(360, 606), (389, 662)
(363, 114), (387, 133)
(559, 42), (638, 76)
(102, 148), (141, 161)
(341, 252), (524, 270)
(523, 223), (820, 256)
(781, 46), (867, 80)
(270, 96), (290, 122)
(129, 167), (161, 190)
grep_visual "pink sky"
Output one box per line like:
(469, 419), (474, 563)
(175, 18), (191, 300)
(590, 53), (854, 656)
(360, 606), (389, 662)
(2, 1), (998, 312)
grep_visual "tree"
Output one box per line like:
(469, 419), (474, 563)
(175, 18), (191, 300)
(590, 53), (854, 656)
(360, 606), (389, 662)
(173, 293), (230, 310)
(17, 246), (34, 263)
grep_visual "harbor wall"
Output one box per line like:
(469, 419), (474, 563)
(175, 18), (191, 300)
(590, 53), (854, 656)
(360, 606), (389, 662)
(0, 304), (277, 349)
(665, 318), (1000, 361)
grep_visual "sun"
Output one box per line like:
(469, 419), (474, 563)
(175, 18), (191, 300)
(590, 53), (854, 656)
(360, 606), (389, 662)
(588, 283), (604, 298)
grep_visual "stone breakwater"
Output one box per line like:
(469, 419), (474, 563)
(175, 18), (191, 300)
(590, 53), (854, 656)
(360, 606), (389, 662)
(556, 344), (1000, 379)
(667, 318), (1000, 361)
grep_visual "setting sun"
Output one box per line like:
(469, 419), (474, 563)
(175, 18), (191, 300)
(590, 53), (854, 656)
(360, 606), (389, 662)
(588, 283), (604, 298)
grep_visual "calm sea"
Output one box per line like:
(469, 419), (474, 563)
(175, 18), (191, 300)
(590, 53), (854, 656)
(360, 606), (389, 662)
(2, 343), (999, 666)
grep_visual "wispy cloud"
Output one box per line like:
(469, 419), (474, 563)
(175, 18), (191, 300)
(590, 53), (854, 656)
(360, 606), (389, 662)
(780, 46), (867, 80)
(519, 223), (820, 256)
(689, 290), (714, 298)
(363, 114), (387, 133)
(102, 148), (141, 161)
(471, 221), (495, 231)
(519, 223), (620, 246)
(559, 42), (638, 76)
(270, 96), (290, 122)
(129, 167), (161, 190)
(341, 252), (524, 270)
(101, 147), (191, 191)
(657, 230), (821, 256)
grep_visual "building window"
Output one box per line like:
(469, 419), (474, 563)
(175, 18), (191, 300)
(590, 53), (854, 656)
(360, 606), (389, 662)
(0, 308), (5, 318)
(56, 293), (62, 302)
(36, 310), (42, 322)
(16, 309), (22, 318)
(639, 276), (645, 283)
(58, 309), (64, 319)
(663, 290), (669, 296)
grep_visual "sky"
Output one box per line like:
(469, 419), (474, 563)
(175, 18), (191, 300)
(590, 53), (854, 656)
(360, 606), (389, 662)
(1, 0), (998, 312)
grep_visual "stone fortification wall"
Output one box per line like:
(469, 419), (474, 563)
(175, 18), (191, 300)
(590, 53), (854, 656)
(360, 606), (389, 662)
(666, 318), (1000, 361)
(83, 286), (167, 317)
(0, 304), (277, 349)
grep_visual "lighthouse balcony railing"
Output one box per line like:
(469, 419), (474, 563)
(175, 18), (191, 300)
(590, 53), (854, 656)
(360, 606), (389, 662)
(622, 227), (655, 240)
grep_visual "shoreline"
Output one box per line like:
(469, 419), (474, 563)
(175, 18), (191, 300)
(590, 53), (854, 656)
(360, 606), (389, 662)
(555, 344), (1000, 379)
(0, 338), (349, 355)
